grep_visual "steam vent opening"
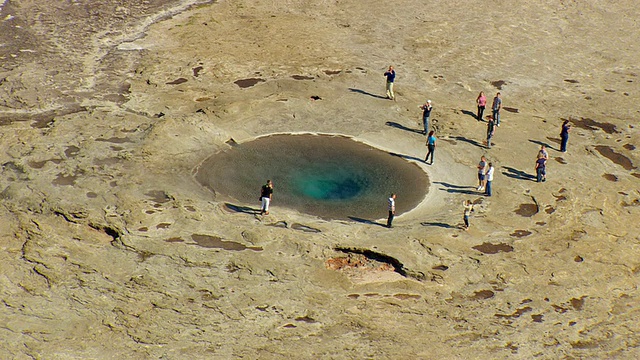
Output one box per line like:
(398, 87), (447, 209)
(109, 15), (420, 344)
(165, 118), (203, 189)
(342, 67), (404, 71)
(195, 134), (429, 221)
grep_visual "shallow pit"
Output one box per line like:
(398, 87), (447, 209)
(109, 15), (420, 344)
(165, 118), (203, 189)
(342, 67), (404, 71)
(196, 134), (429, 220)
(594, 145), (636, 170)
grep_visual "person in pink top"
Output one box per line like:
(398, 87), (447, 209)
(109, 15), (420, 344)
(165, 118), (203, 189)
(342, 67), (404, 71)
(476, 91), (486, 121)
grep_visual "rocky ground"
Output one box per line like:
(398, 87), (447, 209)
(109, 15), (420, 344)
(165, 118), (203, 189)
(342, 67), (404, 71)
(1, 0), (640, 358)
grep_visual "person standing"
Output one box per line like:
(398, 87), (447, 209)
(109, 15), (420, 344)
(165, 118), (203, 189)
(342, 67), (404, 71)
(560, 119), (571, 152)
(425, 130), (437, 164)
(386, 193), (396, 228)
(462, 200), (474, 230)
(485, 163), (494, 197)
(476, 91), (486, 121)
(538, 145), (549, 160)
(535, 155), (547, 182)
(384, 66), (396, 100)
(477, 155), (487, 191)
(492, 92), (502, 126)
(260, 180), (273, 215)
(419, 100), (432, 134)
(486, 116), (496, 149)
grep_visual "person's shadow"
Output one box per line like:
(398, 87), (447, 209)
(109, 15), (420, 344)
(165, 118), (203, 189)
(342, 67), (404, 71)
(529, 139), (558, 152)
(420, 221), (456, 229)
(460, 109), (478, 120)
(433, 181), (478, 195)
(389, 151), (426, 163)
(224, 203), (259, 214)
(348, 216), (387, 227)
(502, 166), (536, 181)
(348, 88), (388, 99)
(546, 136), (562, 145)
(385, 121), (424, 135)
(451, 136), (484, 149)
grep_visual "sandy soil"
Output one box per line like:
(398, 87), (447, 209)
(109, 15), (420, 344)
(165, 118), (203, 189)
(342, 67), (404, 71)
(1, 0), (639, 358)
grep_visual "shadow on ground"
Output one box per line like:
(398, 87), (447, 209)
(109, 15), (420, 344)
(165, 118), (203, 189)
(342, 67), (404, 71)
(386, 121), (424, 135)
(420, 221), (456, 229)
(349, 88), (388, 99)
(529, 139), (558, 152)
(434, 181), (478, 195)
(225, 203), (259, 214)
(348, 216), (387, 227)
(461, 109), (478, 120)
(502, 166), (536, 181)
(389, 151), (426, 163)
(451, 135), (485, 149)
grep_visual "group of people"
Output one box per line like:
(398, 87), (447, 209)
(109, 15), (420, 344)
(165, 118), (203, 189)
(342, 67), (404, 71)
(257, 67), (574, 233)
(417, 91), (504, 163)
(386, 66), (573, 230)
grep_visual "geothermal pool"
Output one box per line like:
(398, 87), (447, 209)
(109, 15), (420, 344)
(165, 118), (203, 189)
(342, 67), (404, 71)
(195, 134), (429, 221)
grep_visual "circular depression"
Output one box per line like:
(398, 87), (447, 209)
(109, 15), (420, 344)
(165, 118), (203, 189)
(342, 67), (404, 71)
(195, 134), (429, 220)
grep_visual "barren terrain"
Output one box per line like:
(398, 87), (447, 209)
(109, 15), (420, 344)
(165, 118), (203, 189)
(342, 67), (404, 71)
(1, 0), (640, 358)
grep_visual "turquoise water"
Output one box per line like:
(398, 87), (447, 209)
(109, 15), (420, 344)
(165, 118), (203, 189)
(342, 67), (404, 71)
(195, 134), (429, 220)
(292, 163), (368, 200)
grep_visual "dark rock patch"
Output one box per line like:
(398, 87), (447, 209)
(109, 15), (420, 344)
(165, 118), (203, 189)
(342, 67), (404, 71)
(165, 237), (183, 243)
(495, 306), (532, 318)
(594, 145), (635, 170)
(472, 290), (495, 300)
(570, 296), (585, 311)
(191, 234), (262, 251)
(515, 203), (538, 217)
(291, 75), (314, 80)
(432, 265), (449, 271)
(65, 145), (80, 158)
(166, 78), (188, 85)
(472, 242), (514, 254)
(291, 223), (321, 233)
(394, 293), (421, 300)
(269, 221), (288, 228)
(491, 80), (507, 89)
(52, 173), (78, 186)
(96, 137), (133, 144)
(569, 117), (620, 134)
(234, 78), (265, 88)
(295, 316), (317, 323)
(145, 190), (172, 204)
(510, 230), (532, 238)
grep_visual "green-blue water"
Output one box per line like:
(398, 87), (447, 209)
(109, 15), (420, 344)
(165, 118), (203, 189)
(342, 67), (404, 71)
(196, 134), (429, 220)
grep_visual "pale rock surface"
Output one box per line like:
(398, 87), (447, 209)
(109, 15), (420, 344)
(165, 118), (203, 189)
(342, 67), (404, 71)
(1, 0), (640, 358)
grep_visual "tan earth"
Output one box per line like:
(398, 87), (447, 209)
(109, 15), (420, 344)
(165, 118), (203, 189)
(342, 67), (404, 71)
(1, 0), (640, 358)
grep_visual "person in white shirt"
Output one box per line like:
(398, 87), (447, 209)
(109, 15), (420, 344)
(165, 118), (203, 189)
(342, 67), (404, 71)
(485, 163), (494, 197)
(386, 193), (396, 228)
(462, 200), (474, 230)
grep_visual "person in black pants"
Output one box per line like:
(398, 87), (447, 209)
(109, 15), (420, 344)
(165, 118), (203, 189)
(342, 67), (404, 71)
(560, 119), (571, 152)
(535, 156), (547, 182)
(386, 193), (396, 228)
(425, 130), (437, 164)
